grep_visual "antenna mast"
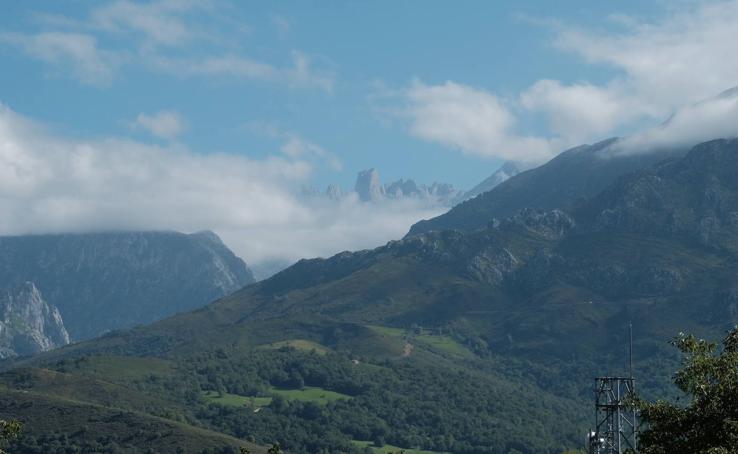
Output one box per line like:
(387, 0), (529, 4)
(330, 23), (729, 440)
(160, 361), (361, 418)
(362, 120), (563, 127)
(629, 321), (633, 380)
(587, 322), (638, 454)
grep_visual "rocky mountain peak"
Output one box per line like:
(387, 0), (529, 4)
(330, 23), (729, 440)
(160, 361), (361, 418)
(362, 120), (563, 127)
(325, 184), (344, 200)
(355, 168), (386, 201)
(457, 161), (521, 203)
(385, 178), (420, 199)
(0, 282), (70, 358)
(0, 231), (255, 340)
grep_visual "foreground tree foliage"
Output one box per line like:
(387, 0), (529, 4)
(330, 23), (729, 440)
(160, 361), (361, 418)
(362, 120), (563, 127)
(638, 327), (738, 454)
(0, 419), (21, 454)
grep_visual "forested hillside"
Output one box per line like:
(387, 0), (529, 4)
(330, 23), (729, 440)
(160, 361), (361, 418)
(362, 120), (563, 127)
(3, 139), (738, 453)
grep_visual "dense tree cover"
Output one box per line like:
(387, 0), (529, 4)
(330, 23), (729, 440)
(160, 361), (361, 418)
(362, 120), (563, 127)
(638, 327), (738, 454)
(0, 419), (21, 454)
(178, 347), (584, 453)
(5, 432), (240, 454)
(4, 343), (597, 453)
(40, 346), (586, 453)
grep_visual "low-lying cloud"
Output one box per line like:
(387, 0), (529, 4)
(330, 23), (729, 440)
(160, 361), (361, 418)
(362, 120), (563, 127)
(0, 105), (443, 267)
(614, 88), (738, 154)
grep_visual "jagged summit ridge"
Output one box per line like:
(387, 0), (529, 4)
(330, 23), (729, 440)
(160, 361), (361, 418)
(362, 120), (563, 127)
(355, 168), (386, 201)
(303, 168), (461, 206)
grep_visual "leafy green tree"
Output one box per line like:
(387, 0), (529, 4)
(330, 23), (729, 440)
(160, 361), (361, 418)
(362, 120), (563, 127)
(638, 327), (738, 454)
(0, 419), (21, 454)
(267, 443), (284, 454)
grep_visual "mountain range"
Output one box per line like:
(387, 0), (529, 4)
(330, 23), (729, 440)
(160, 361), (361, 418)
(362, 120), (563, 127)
(3, 138), (738, 452)
(303, 168), (463, 206)
(407, 138), (685, 236)
(0, 230), (254, 344)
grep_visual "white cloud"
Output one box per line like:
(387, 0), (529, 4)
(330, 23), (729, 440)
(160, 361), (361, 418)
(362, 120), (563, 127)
(90, 0), (208, 47)
(245, 122), (343, 171)
(132, 111), (186, 140)
(527, 1), (738, 146)
(553, 1), (738, 111)
(392, 1), (738, 161)
(0, 31), (117, 85)
(280, 136), (342, 171)
(220, 194), (444, 269)
(1, 1), (334, 90)
(520, 80), (642, 144)
(615, 88), (738, 153)
(0, 105), (437, 266)
(401, 81), (557, 163)
(162, 51), (334, 91)
(286, 51), (334, 92)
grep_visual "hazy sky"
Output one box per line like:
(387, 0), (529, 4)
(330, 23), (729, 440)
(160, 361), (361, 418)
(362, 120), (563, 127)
(1, 0), (738, 267)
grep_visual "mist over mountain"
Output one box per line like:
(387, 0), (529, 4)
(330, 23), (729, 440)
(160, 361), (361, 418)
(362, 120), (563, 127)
(4, 1), (738, 452)
(303, 168), (463, 207)
(7, 138), (738, 453)
(454, 161), (521, 203)
(0, 231), (255, 340)
(408, 138), (687, 236)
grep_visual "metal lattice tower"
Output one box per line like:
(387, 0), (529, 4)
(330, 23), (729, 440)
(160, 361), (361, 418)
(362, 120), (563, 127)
(588, 377), (637, 454)
(588, 323), (638, 454)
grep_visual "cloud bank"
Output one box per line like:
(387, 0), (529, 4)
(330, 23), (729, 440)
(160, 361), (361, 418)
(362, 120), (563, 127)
(402, 81), (557, 164)
(0, 105), (442, 267)
(615, 88), (738, 154)
(391, 1), (738, 163)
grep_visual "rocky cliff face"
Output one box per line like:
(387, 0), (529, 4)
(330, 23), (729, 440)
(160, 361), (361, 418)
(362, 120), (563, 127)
(0, 231), (255, 341)
(407, 138), (687, 236)
(305, 168), (461, 206)
(0, 282), (70, 358)
(579, 139), (738, 248)
(355, 168), (386, 202)
(354, 168), (461, 205)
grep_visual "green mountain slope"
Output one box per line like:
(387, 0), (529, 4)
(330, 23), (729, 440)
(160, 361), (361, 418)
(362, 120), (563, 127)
(407, 138), (685, 236)
(0, 231), (255, 340)
(4, 139), (738, 453)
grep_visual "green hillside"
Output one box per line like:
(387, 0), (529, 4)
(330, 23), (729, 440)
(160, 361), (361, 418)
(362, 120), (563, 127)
(3, 139), (738, 453)
(0, 387), (266, 453)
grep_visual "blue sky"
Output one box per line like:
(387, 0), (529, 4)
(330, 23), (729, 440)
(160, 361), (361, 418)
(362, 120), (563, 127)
(1, 0), (667, 189)
(2, 0), (738, 269)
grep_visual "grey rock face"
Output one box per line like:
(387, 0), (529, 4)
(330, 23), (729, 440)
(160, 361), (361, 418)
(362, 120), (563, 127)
(0, 282), (70, 358)
(325, 184), (344, 201)
(582, 139), (738, 247)
(499, 208), (576, 240)
(355, 168), (386, 202)
(0, 231), (255, 341)
(309, 168), (461, 206)
(355, 169), (461, 205)
(408, 138), (687, 236)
